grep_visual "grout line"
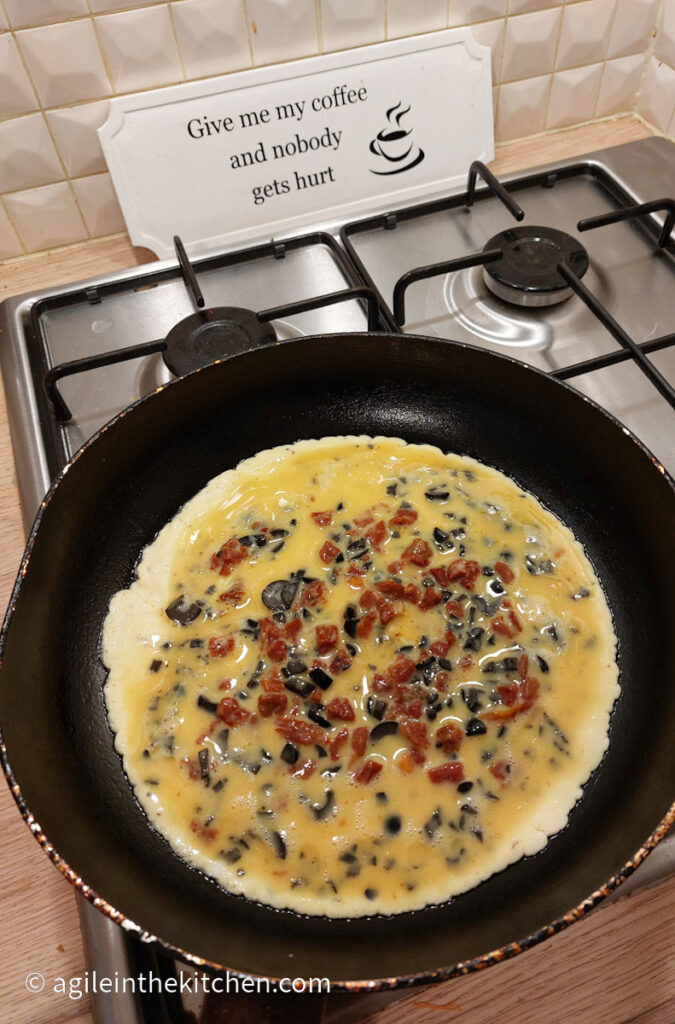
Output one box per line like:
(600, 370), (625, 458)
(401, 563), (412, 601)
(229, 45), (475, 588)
(0, 193), (26, 257)
(166, 2), (187, 83)
(241, 0), (256, 67)
(633, 0), (662, 118)
(543, 1), (565, 129)
(592, 0), (620, 120)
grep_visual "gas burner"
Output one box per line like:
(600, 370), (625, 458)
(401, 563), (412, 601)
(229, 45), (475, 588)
(162, 305), (277, 377)
(482, 226), (589, 308)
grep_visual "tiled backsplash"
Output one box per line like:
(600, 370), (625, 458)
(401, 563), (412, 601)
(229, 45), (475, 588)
(0, 0), (672, 259)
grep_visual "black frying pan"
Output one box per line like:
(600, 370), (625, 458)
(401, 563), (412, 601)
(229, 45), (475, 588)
(1, 333), (674, 988)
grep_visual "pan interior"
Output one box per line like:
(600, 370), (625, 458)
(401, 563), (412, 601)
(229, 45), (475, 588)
(0, 333), (673, 984)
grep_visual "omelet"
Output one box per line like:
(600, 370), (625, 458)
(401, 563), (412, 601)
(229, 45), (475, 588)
(102, 437), (619, 917)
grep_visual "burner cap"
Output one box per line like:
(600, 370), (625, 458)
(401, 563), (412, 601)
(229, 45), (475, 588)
(163, 306), (277, 377)
(483, 226), (589, 308)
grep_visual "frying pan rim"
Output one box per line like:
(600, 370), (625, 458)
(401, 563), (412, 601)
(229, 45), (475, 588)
(1, 331), (673, 990)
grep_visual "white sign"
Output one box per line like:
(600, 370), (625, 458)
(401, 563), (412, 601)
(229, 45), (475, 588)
(99, 30), (493, 258)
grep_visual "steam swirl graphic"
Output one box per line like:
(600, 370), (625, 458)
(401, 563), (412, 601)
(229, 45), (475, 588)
(369, 101), (425, 175)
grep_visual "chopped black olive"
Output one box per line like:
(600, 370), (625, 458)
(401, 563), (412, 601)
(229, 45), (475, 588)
(269, 539), (285, 553)
(309, 667), (333, 690)
(463, 627), (485, 652)
(165, 595), (201, 626)
(416, 655), (436, 670)
(284, 677), (316, 698)
(366, 695), (387, 720)
(212, 779), (225, 793)
(426, 706), (438, 720)
(457, 780), (474, 793)
(281, 742), (299, 765)
(197, 694), (219, 714)
(262, 578), (299, 612)
(270, 831), (286, 860)
(197, 749), (210, 786)
(544, 624), (559, 642)
(487, 578), (505, 596)
(572, 587), (590, 600)
(346, 643), (358, 657)
(322, 765), (342, 777)
(425, 488), (450, 501)
(466, 718), (487, 736)
(221, 848), (242, 864)
(432, 526), (453, 551)
(525, 555), (554, 575)
(308, 707), (331, 729)
(370, 721), (398, 742)
(217, 728), (229, 751)
(364, 888), (377, 900)
(339, 851), (357, 863)
(385, 815), (401, 834)
(386, 483), (397, 496)
(273, 611), (286, 624)
(376, 791), (388, 804)
(438, 658), (453, 671)
(537, 655), (550, 673)
(270, 528), (289, 538)
(343, 618), (358, 639)
(424, 810), (441, 837)
(346, 538), (369, 559)
(189, 638), (203, 649)
(149, 659), (162, 673)
(315, 744), (327, 758)
(311, 790), (334, 821)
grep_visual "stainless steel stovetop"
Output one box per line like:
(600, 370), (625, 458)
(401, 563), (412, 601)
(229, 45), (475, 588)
(1, 136), (673, 1024)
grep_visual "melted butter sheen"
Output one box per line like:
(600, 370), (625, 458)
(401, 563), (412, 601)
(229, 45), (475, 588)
(102, 437), (619, 917)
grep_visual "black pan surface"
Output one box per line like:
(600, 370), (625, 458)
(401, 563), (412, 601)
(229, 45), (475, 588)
(1, 333), (673, 986)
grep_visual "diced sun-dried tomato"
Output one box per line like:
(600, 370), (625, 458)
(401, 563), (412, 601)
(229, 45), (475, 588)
(445, 600), (464, 618)
(445, 629), (457, 647)
(258, 692), (288, 717)
(389, 506), (418, 527)
(378, 600), (398, 626)
(208, 636), (234, 658)
(489, 759), (512, 784)
(402, 539), (432, 567)
(518, 653), (529, 679)
(366, 520), (387, 551)
(388, 560), (403, 575)
(316, 623), (338, 654)
(356, 612), (376, 638)
(260, 672), (284, 693)
(353, 511), (375, 528)
(354, 758), (382, 784)
(520, 675), (539, 705)
(419, 587), (442, 611)
(494, 560), (515, 584)
(497, 682), (519, 707)
(372, 673), (390, 694)
(429, 638), (450, 657)
(216, 697), (250, 727)
(351, 726), (368, 758)
(436, 722), (463, 753)
(292, 758), (316, 779)
(429, 566), (451, 587)
(330, 649), (353, 673)
(376, 579), (404, 598)
(410, 746), (426, 766)
(210, 538), (248, 575)
(319, 540), (341, 563)
(445, 558), (481, 591)
(267, 638), (288, 662)
(359, 589), (378, 610)
(285, 617), (302, 643)
(326, 697), (355, 722)
(190, 820), (217, 842)
(330, 728), (349, 759)
(275, 716), (324, 745)
(459, 653), (473, 669)
(386, 655), (416, 685)
(428, 761), (464, 784)
(403, 583), (420, 605)
(311, 511), (333, 526)
(400, 717), (428, 748)
(218, 583), (245, 604)
(300, 580), (326, 607)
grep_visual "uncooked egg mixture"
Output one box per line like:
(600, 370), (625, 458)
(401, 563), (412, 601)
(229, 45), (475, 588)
(102, 437), (619, 917)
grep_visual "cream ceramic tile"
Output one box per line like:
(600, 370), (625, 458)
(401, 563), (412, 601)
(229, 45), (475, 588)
(0, 112), (63, 193)
(4, 181), (87, 251)
(668, 108), (675, 142)
(546, 62), (603, 128)
(16, 20), (110, 107)
(638, 55), (675, 135)
(654, 0), (675, 69)
(72, 172), (125, 236)
(321, 0), (385, 53)
(0, 5), (8, 30)
(171, 0), (250, 79)
(247, 0), (318, 65)
(386, 0), (446, 38)
(594, 54), (644, 118)
(496, 72), (550, 140)
(96, 7), (184, 93)
(3, 0), (88, 29)
(449, 0), (507, 26)
(507, 0), (562, 13)
(46, 100), (110, 177)
(556, 0), (616, 70)
(0, 34), (38, 117)
(0, 202), (24, 259)
(501, 7), (561, 83)
(471, 18), (506, 85)
(608, 0), (658, 60)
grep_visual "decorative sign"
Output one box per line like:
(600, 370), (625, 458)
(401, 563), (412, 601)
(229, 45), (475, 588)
(99, 29), (493, 258)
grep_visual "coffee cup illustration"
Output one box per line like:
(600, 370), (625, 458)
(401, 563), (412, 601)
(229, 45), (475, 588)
(369, 101), (424, 175)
